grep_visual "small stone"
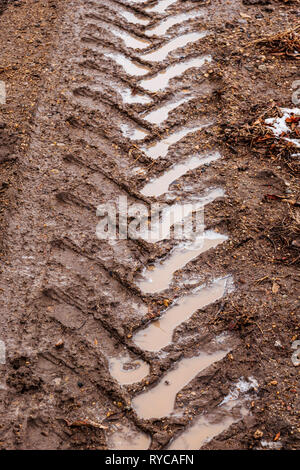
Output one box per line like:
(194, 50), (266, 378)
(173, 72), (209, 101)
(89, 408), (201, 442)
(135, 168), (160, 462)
(55, 339), (64, 349)
(254, 429), (264, 439)
(268, 380), (278, 386)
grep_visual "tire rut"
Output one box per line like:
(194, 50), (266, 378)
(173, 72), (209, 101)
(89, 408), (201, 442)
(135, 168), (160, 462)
(0, 0), (258, 450)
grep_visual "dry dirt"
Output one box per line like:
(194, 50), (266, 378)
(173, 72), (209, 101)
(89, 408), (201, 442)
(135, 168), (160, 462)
(0, 0), (299, 450)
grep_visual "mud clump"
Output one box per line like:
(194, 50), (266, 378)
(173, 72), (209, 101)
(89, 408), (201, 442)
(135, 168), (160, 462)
(0, 0), (8, 15)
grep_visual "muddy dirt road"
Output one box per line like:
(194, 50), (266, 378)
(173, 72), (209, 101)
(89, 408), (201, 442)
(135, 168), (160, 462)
(0, 0), (299, 450)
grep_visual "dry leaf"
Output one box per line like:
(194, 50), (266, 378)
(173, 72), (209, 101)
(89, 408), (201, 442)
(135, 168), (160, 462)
(240, 12), (251, 19)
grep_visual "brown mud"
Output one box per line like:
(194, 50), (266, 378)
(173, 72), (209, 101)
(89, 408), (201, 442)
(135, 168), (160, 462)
(0, 0), (299, 450)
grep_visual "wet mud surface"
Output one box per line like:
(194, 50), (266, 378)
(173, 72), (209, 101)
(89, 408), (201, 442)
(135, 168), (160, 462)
(0, 0), (299, 450)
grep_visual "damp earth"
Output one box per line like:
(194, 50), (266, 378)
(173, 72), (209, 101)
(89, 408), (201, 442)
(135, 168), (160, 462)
(0, 0), (299, 451)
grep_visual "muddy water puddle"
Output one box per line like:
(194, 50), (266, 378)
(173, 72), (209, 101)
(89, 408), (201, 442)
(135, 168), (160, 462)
(142, 31), (207, 62)
(141, 152), (221, 196)
(140, 55), (212, 92)
(168, 377), (258, 449)
(120, 87), (152, 104)
(119, 9), (150, 26)
(142, 124), (210, 159)
(132, 347), (231, 419)
(169, 404), (248, 449)
(146, 0), (178, 14)
(146, 10), (205, 36)
(142, 94), (193, 126)
(104, 52), (150, 76)
(109, 355), (150, 385)
(137, 231), (227, 294)
(110, 28), (151, 50)
(133, 277), (230, 351)
(120, 123), (148, 140)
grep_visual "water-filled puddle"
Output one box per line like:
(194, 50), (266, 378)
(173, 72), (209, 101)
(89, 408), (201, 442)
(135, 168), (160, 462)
(142, 95), (193, 126)
(169, 404), (248, 449)
(140, 55), (212, 92)
(121, 123), (148, 140)
(105, 52), (150, 76)
(137, 230), (227, 294)
(111, 28), (151, 50)
(109, 355), (150, 385)
(133, 277), (230, 351)
(107, 424), (151, 450)
(132, 348), (230, 419)
(142, 32), (207, 62)
(120, 87), (152, 105)
(168, 377), (258, 449)
(146, 0), (178, 14)
(141, 152), (221, 197)
(142, 124), (210, 160)
(119, 9), (150, 26)
(146, 10), (205, 37)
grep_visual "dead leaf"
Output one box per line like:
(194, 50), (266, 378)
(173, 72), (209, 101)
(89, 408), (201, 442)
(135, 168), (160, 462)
(240, 12), (251, 19)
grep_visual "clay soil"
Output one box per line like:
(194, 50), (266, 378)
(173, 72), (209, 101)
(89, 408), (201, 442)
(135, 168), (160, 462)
(0, 0), (299, 450)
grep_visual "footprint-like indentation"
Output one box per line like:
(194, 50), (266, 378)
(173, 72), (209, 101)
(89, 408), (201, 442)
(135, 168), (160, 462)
(141, 152), (221, 197)
(137, 230), (227, 294)
(142, 31), (208, 62)
(140, 55), (212, 92)
(133, 277), (232, 351)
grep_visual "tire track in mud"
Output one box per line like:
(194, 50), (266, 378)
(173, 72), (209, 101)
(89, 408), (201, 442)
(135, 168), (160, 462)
(97, 0), (258, 449)
(0, 0), (258, 450)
